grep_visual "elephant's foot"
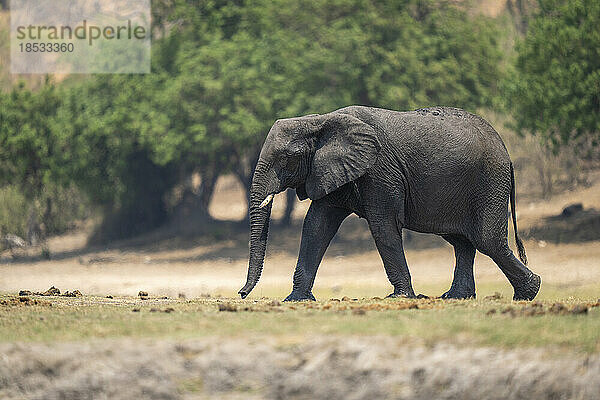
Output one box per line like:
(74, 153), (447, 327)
(512, 273), (541, 301)
(386, 289), (416, 299)
(441, 286), (476, 300)
(283, 291), (316, 302)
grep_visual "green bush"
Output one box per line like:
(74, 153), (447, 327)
(0, 184), (90, 241)
(505, 0), (600, 148)
(0, 186), (29, 238)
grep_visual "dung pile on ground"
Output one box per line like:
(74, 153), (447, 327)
(211, 297), (442, 314)
(0, 296), (51, 307)
(290, 297), (441, 312)
(218, 302), (238, 312)
(18, 287), (82, 297)
(0, 337), (599, 400)
(149, 307), (175, 313)
(487, 301), (599, 317)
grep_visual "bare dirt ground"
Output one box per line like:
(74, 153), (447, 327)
(1, 175), (599, 399)
(1, 231), (599, 300)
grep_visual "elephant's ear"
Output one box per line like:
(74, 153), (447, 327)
(305, 112), (380, 200)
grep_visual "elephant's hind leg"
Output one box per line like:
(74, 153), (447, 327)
(471, 181), (540, 300)
(367, 215), (416, 298)
(441, 234), (476, 299)
(479, 242), (540, 301)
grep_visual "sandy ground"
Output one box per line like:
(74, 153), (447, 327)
(1, 336), (599, 400)
(0, 232), (599, 301)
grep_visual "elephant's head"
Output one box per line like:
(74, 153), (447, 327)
(238, 111), (380, 298)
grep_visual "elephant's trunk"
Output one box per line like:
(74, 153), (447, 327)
(238, 162), (278, 299)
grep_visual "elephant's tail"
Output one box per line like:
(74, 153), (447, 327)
(510, 163), (528, 265)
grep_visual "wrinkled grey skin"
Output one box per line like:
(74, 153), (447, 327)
(239, 106), (541, 301)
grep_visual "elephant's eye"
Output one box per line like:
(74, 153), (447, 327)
(285, 156), (299, 167)
(284, 141), (304, 156)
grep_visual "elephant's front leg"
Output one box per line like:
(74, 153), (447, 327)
(367, 215), (416, 298)
(284, 201), (350, 301)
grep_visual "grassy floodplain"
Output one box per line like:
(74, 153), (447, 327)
(1, 294), (599, 352)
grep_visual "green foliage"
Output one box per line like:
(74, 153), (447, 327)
(0, 183), (89, 238)
(0, 81), (61, 198)
(169, 0), (503, 117)
(505, 0), (600, 148)
(54, 75), (179, 241)
(0, 82), (90, 238)
(274, 0), (503, 111)
(0, 186), (28, 237)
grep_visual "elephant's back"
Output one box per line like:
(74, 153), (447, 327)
(338, 105), (509, 155)
(336, 104), (512, 172)
(387, 106), (510, 163)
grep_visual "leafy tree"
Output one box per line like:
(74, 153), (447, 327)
(0, 82), (60, 197)
(54, 75), (179, 241)
(0, 81), (64, 240)
(505, 0), (600, 148)
(245, 0), (503, 112)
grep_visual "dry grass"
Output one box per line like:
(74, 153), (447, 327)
(1, 294), (599, 353)
(1, 290), (600, 397)
(1, 331), (600, 399)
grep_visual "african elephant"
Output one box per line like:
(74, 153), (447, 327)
(238, 106), (541, 301)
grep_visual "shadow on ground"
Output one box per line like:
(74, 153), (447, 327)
(525, 206), (600, 244)
(1, 214), (448, 265)
(6, 202), (600, 266)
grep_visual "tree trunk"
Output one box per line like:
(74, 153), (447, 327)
(197, 164), (220, 218)
(26, 206), (41, 246)
(42, 197), (52, 233)
(232, 148), (260, 222)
